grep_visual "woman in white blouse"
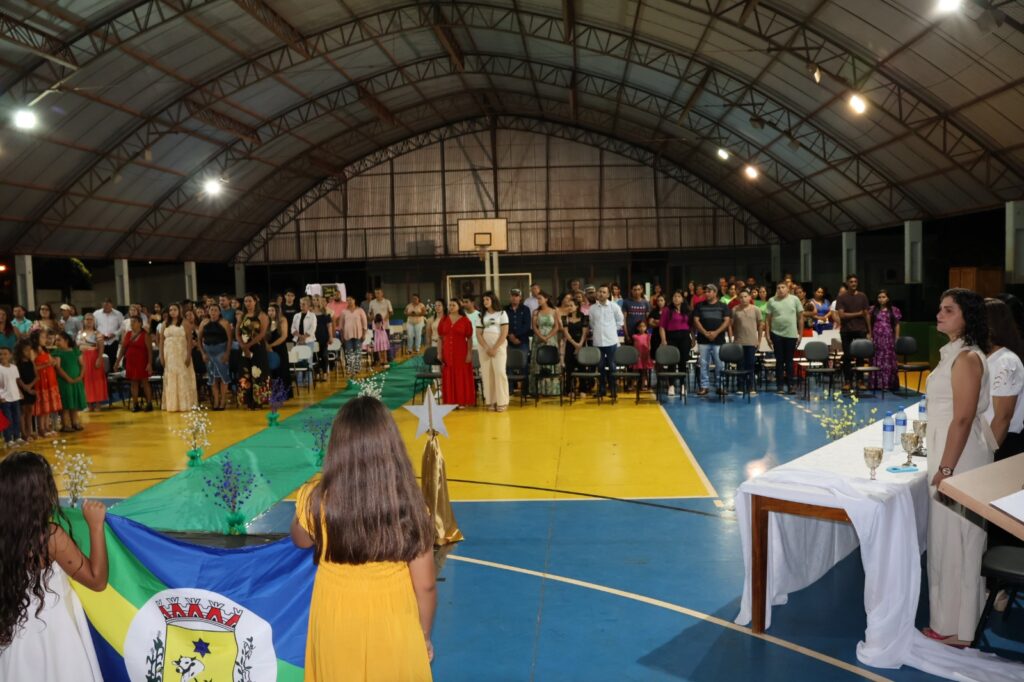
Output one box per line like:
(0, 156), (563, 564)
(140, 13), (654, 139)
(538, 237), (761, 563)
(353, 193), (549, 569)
(476, 291), (509, 412)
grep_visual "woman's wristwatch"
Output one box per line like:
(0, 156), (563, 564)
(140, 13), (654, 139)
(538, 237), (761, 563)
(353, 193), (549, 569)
(939, 465), (954, 477)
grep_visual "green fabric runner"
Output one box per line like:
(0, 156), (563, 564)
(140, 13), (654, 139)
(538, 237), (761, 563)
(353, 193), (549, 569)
(112, 358), (424, 532)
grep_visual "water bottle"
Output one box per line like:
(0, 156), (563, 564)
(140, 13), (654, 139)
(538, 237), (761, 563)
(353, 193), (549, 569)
(882, 412), (895, 452)
(894, 406), (907, 434)
(918, 396), (927, 417)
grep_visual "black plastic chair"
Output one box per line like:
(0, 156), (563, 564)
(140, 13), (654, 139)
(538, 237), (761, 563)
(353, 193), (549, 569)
(895, 336), (929, 396)
(533, 344), (562, 405)
(973, 546), (1024, 650)
(505, 348), (529, 407)
(471, 349), (484, 406)
(654, 345), (687, 405)
(412, 346), (441, 403)
(803, 341), (838, 401)
(717, 343), (751, 403)
(850, 339), (882, 397)
(613, 345), (642, 404)
(569, 346), (603, 405)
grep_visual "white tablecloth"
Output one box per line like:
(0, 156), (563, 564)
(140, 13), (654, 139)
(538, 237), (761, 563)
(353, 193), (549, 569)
(734, 403), (1024, 681)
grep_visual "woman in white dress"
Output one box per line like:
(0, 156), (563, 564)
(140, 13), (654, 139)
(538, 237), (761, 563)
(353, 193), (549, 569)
(159, 302), (198, 412)
(924, 288), (996, 646)
(0, 451), (108, 681)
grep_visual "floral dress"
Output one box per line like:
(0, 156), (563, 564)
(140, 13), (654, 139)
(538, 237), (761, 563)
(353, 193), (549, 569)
(239, 314), (269, 408)
(870, 305), (902, 390)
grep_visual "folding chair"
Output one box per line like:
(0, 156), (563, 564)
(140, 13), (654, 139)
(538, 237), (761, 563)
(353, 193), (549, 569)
(802, 341), (838, 401)
(569, 346), (603, 405)
(654, 345), (688, 405)
(895, 336), (929, 396)
(413, 347), (441, 403)
(505, 348), (529, 407)
(850, 339), (883, 398)
(289, 345), (314, 393)
(717, 343), (751, 403)
(612, 345), (641, 404)
(533, 345), (562, 406)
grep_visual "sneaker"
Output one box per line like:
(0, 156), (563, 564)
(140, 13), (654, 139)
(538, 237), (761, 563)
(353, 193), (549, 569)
(667, 386), (675, 396)
(749, 390), (758, 396)
(697, 388), (709, 396)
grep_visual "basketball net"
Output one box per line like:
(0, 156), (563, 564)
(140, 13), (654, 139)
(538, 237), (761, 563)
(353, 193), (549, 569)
(477, 247), (489, 262)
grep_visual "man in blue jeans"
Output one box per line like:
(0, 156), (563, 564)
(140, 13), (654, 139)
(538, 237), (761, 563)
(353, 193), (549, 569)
(588, 285), (624, 399)
(693, 284), (732, 397)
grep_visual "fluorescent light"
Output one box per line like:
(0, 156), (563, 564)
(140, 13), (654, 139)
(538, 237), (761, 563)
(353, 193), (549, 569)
(813, 66), (821, 84)
(12, 109), (37, 130)
(203, 178), (224, 196)
(744, 165), (758, 180)
(848, 93), (867, 115)
(936, 0), (961, 13)
(717, 148), (730, 161)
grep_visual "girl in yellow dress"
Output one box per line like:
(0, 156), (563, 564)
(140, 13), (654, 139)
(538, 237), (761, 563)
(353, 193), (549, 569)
(291, 396), (436, 681)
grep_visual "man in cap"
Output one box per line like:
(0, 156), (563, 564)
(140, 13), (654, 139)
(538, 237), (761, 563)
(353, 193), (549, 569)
(505, 288), (533, 356)
(59, 303), (83, 342)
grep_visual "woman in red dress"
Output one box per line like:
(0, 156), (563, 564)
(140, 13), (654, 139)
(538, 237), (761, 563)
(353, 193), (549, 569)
(437, 299), (475, 407)
(115, 316), (153, 412)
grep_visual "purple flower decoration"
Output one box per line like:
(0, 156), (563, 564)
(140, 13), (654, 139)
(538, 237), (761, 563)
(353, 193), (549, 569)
(268, 378), (290, 413)
(203, 454), (270, 517)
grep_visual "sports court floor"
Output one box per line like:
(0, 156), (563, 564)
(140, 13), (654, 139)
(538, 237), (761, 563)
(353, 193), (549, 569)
(51, 366), (1023, 681)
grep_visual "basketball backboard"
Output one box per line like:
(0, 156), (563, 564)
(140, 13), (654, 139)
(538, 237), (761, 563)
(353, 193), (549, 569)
(457, 218), (508, 253)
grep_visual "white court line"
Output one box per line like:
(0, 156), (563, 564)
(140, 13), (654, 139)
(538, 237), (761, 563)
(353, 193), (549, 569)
(448, 554), (891, 682)
(657, 404), (720, 499)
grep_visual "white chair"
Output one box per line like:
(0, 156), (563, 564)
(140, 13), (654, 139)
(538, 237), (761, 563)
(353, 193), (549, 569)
(289, 344), (314, 393)
(327, 338), (343, 378)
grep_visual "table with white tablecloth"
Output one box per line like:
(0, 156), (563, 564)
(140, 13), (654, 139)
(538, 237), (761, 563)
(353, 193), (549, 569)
(734, 402), (1024, 681)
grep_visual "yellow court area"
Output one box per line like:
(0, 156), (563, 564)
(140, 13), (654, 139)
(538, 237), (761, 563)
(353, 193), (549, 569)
(45, 371), (714, 503)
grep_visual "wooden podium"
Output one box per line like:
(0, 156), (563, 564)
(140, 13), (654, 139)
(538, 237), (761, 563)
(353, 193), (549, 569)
(939, 452), (1024, 541)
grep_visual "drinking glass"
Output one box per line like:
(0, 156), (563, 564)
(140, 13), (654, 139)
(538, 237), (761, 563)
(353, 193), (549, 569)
(864, 447), (884, 480)
(900, 432), (920, 468)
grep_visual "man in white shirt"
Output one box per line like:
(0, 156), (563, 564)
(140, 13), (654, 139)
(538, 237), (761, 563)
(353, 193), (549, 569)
(588, 285), (624, 400)
(524, 284), (541, 314)
(368, 288), (393, 324)
(93, 299), (125, 360)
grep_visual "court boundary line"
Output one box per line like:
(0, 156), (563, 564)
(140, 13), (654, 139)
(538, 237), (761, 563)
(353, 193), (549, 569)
(657, 404), (720, 499)
(448, 554), (892, 682)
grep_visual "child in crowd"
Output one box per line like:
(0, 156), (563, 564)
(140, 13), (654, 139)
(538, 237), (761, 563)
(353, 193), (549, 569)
(15, 342), (37, 441)
(0, 452), (108, 680)
(30, 331), (61, 437)
(53, 333), (86, 432)
(372, 313), (390, 367)
(0, 346), (24, 446)
(631, 319), (654, 389)
(291, 396), (435, 681)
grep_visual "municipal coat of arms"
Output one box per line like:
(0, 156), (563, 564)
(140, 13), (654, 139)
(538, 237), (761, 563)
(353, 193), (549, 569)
(125, 588), (277, 682)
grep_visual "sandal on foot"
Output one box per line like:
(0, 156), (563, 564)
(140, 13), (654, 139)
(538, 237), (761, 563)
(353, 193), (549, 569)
(921, 628), (970, 648)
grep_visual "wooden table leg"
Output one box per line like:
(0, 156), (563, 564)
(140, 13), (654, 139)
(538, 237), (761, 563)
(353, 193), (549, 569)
(750, 494), (769, 634)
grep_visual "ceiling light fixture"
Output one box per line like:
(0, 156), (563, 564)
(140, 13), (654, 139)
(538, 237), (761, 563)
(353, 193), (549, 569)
(717, 148), (730, 160)
(807, 62), (822, 84)
(848, 93), (867, 115)
(936, 0), (961, 13)
(203, 178), (224, 196)
(12, 109), (37, 130)
(749, 116), (765, 130)
(744, 165), (759, 180)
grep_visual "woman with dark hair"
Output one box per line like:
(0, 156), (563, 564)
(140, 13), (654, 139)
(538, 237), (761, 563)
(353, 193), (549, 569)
(200, 304), (233, 411)
(995, 292), (1024, 338)
(983, 298), (1024, 459)
(0, 308), (17, 350)
(811, 287), (832, 333)
(159, 303), (197, 413)
(562, 298), (588, 394)
(290, 397), (435, 679)
(236, 294), (270, 409)
(659, 290), (692, 397)
(76, 313), (108, 410)
(115, 316), (153, 412)
(923, 288), (996, 647)
(266, 303), (293, 400)
(0, 452), (108, 679)
(869, 290), (902, 390)
(148, 302), (164, 336)
(30, 330), (62, 433)
(477, 291), (509, 411)
(32, 304), (58, 335)
(648, 293), (666, 361)
(313, 296), (334, 379)
(53, 332), (86, 431)
(437, 299), (475, 407)
(530, 291), (562, 396)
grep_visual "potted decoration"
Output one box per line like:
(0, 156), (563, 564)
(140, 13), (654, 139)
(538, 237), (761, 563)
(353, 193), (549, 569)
(173, 404), (212, 467)
(53, 439), (94, 508)
(267, 378), (288, 427)
(203, 456), (269, 536)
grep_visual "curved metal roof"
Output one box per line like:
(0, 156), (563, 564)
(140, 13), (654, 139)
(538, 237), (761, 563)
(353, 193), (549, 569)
(1, 0), (1021, 262)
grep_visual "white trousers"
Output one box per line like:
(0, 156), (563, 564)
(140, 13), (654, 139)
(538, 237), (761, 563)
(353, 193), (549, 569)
(479, 343), (509, 407)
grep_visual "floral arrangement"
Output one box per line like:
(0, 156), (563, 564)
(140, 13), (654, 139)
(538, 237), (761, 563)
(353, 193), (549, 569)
(814, 392), (879, 440)
(353, 372), (386, 400)
(173, 404), (211, 467)
(53, 439), (94, 507)
(305, 416), (332, 467)
(203, 455), (270, 535)
(267, 378), (289, 426)
(344, 349), (362, 378)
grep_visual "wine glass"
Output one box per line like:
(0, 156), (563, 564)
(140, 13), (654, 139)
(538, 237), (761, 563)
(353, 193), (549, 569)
(913, 420), (926, 455)
(864, 447), (884, 480)
(900, 432), (920, 468)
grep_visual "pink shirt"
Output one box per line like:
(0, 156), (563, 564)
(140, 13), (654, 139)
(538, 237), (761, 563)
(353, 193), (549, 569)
(338, 307), (367, 341)
(660, 306), (690, 332)
(327, 300), (346, 322)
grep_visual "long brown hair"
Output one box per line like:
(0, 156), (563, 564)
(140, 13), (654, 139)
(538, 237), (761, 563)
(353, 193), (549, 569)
(0, 451), (71, 647)
(304, 397), (433, 565)
(985, 298), (1024, 360)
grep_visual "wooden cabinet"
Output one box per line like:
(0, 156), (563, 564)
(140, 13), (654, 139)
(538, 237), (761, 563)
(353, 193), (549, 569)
(949, 267), (1003, 298)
